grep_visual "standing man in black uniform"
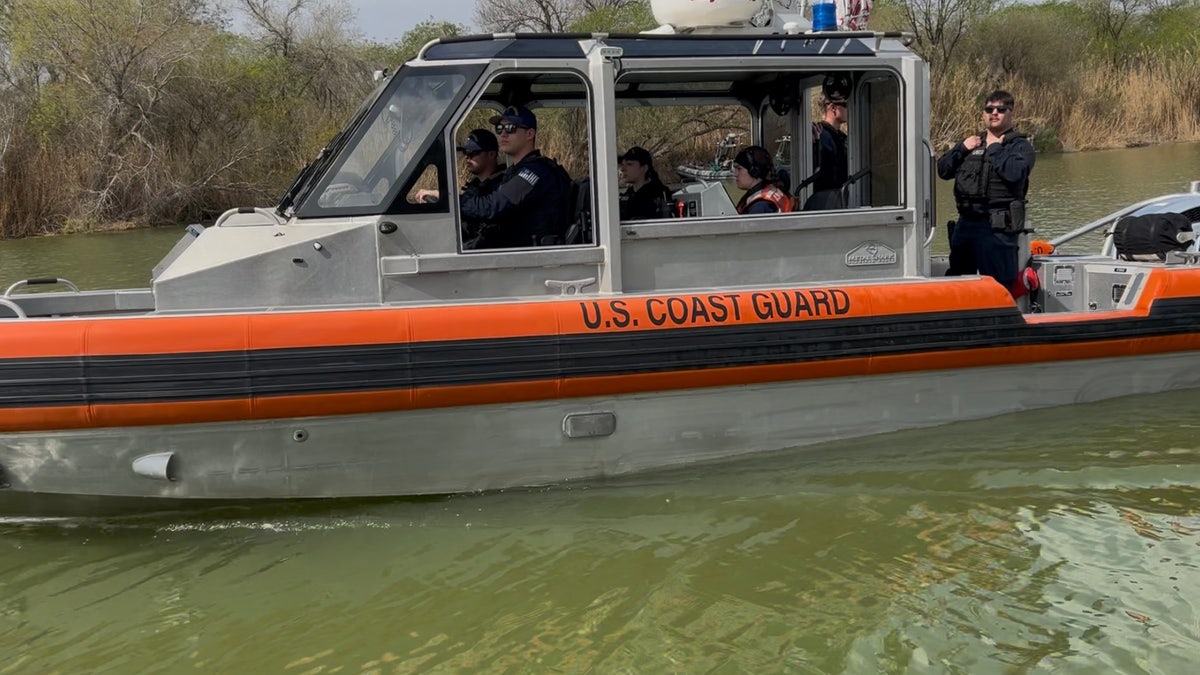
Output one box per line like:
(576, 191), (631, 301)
(460, 106), (572, 249)
(937, 90), (1035, 294)
(804, 95), (849, 211)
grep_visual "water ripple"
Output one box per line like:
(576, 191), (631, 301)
(2, 391), (1200, 672)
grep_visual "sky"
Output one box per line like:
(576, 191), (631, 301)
(349, 0), (479, 43)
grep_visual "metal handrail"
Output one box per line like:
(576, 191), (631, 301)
(1050, 185), (1200, 252)
(213, 207), (287, 228)
(0, 298), (26, 319)
(4, 277), (80, 297)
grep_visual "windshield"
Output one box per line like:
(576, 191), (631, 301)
(298, 68), (471, 215)
(276, 78), (390, 217)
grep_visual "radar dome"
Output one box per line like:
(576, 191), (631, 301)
(651, 0), (766, 28)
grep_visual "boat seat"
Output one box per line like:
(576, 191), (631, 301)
(564, 176), (593, 245)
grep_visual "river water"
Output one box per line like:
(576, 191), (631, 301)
(2, 144), (1200, 672)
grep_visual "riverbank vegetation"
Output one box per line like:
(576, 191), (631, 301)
(870, 0), (1200, 152)
(0, 0), (1197, 237)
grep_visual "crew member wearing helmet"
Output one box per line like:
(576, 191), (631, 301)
(460, 105), (572, 248)
(618, 146), (672, 220)
(733, 146), (793, 215)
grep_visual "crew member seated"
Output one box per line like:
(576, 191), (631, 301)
(416, 129), (506, 248)
(733, 146), (793, 214)
(459, 106), (572, 248)
(618, 146), (672, 220)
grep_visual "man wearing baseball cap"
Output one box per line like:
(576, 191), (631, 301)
(416, 128), (503, 200)
(804, 94), (849, 210)
(453, 129), (506, 246)
(460, 105), (572, 249)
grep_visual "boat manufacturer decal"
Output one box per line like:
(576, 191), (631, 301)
(578, 289), (851, 330)
(845, 242), (897, 267)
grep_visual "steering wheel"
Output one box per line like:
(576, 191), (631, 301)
(317, 173), (373, 207)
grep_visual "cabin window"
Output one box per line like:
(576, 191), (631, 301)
(798, 69), (903, 211)
(451, 70), (594, 251)
(613, 68), (905, 220)
(615, 103), (751, 220)
(858, 73), (902, 208)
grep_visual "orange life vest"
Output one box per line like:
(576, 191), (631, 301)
(740, 185), (794, 214)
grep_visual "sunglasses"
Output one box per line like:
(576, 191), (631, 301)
(983, 105), (1011, 114)
(494, 123), (525, 135)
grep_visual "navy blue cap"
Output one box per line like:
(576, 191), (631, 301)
(457, 129), (499, 154)
(619, 146), (654, 166)
(489, 105), (538, 130)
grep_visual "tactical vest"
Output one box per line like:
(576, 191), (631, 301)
(953, 137), (1024, 219)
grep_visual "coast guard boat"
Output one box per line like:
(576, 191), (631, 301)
(3, 0), (1200, 511)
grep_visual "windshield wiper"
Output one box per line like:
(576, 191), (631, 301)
(275, 123), (357, 219)
(275, 82), (389, 218)
(275, 149), (326, 218)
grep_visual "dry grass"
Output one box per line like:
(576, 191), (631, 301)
(932, 53), (1200, 153)
(1046, 53), (1200, 150)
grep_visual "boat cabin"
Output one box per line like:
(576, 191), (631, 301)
(145, 12), (934, 312)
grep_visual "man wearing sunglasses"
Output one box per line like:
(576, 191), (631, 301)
(459, 105), (572, 249)
(416, 128), (503, 206)
(452, 129), (505, 247)
(937, 90), (1035, 295)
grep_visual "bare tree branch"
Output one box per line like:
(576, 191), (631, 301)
(475, 0), (640, 33)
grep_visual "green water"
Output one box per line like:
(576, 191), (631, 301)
(2, 144), (1200, 672)
(2, 398), (1198, 672)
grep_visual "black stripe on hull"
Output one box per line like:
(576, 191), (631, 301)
(0, 303), (1197, 408)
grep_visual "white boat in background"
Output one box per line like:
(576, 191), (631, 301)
(676, 132), (740, 182)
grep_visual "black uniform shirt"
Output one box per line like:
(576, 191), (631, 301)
(460, 151), (570, 248)
(619, 178), (672, 220)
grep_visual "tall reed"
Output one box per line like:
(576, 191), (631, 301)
(931, 52), (1200, 152)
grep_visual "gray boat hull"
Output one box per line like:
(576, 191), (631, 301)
(3, 351), (1196, 508)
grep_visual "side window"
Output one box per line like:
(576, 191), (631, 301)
(406, 164), (442, 205)
(395, 140), (447, 212)
(861, 73), (902, 208)
(615, 102), (750, 220)
(610, 69), (904, 222)
(801, 70), (903, 211)
(453, 71), (593, 251)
